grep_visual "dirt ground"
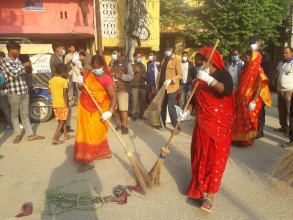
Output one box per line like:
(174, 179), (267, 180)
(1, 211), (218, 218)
(0, 92), (292, 220)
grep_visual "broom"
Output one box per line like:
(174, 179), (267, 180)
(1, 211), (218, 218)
(271, 152), (293, 185)
(70, 64), (152, 193)
(148, 39), (220, 185)
(144, 84), (167, 128)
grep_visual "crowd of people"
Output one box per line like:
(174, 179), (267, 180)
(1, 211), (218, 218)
(0, 35), (293, 212)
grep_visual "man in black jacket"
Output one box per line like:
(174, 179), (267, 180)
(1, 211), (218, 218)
(180, 51), (196, 109)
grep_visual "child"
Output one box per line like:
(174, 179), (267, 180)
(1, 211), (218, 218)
(48, 63), (72, 145)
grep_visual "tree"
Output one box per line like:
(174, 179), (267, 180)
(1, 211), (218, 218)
(161, 0), (292, 57)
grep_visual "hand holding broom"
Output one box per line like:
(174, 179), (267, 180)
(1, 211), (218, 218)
(72, 64), (152, 194)
(148, 39), (220, 185)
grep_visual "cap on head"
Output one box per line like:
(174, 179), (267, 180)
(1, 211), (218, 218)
(249, 35), (261, 44)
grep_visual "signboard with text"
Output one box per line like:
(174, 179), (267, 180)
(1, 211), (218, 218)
(25, 0), (44, 11)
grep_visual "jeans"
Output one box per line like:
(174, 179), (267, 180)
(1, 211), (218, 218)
(161, 91), (178, 127)
(0, 90), (11, 124)
(131, 87), (146, 117)
(180, 83), (192, 109)
(7, 93), (33, 136)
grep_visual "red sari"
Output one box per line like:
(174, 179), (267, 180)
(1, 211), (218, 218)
(187, 48), (235, 199)
(74, 71), (114, 162)
(232, 51), (272, 146)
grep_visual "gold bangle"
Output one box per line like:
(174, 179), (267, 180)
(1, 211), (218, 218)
(209, 79), (217, 87)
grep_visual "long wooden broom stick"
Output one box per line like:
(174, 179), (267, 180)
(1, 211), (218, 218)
(148, 39), (220, 185)
(70, 64), (152, 193)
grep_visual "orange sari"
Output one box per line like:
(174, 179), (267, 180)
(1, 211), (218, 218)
(74, 71), (112, 162)
(233, 51), (272, 146)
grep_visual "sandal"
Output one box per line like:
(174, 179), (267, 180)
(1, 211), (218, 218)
(78, 162), (95, 173)
(13, 135), (22, 144)
(28, 135), (45, 141)
(201, 197), (214, 213)
(52, 140), (64, 145)
(64, 135), (75, 140)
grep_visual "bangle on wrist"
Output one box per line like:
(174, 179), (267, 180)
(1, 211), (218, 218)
(209, 79), (217, 87)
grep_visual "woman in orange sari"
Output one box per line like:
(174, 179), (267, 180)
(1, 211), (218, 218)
(74, 55), (116, 172)
(232, 50), (272, 146)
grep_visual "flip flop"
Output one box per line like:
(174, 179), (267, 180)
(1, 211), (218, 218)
(28, 135), (45, 141)
(52, 140), (64, 145)
(64, 135), (75, 140)
(201, 197), (214, 213)
(13, 135), (22, 144)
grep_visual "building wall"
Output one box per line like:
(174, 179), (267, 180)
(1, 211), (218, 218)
(0, 0), (94, 36)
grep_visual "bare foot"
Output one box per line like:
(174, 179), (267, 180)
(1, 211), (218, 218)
(64, 135), (75, 140)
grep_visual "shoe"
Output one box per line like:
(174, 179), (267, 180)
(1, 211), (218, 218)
(115, 125), (122, 130)
(256, 127), (264, 139)
(282, 141), (293, 148)
(2, 124), (13, 130)
(273, 127), (286, 132)
(121, 127), (129, 135)
(132, 116), (137, 121)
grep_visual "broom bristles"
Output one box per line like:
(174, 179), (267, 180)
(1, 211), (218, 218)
(148, 147), (170, 186)
(127, 152), (153, 193)
(271, 152), (293, 185)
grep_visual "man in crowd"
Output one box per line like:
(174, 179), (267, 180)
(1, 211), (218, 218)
(50, 42), (79, 132)
(0, 51), (12, 130)
(180, 51), (196, 109)
(109, 47), (134, 134)
(146, 51), (160, 105)
(226, 49), (244, 90)
(131, 52), (147, 120)
(274, 47), (293, 139)
(0, 41), (44, 143)
(158, 46), (182, 133)
(64, 44), (78, 99)
(249, 35), (271, 138)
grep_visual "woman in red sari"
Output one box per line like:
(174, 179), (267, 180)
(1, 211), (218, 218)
(74, 55), (116, 172)
(232, 50), (272, 146)
(180, 48), (234, 212)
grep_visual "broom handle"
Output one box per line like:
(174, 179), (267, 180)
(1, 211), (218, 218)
(164, 39), (220, 150)
(70, 64), (130, 153)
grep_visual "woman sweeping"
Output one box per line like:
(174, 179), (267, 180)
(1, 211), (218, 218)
(74, 55), (116, 172)
(232, 50), (272, 146)
(180, 48), (234, 212)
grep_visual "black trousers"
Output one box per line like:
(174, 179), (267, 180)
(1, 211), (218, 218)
(289, 94), (293, 142)
(258, 103), (266, 129)
(161, 91), (178, 128)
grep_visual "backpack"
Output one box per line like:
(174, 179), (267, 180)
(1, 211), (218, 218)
(0, 72), (7, 90)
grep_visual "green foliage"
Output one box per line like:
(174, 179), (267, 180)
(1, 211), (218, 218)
(161, 0), (292, 57)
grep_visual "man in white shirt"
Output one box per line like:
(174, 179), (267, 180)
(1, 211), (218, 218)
(275, 47), (293, 138)
(180, 51), (195, 109)
(225, 49), (244, 90)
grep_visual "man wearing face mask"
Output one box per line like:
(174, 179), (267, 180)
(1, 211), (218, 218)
(109, 47), (134, 135)
(131, 52), (147, 121)
(249, 35), (271, 138)
(146, 51), (160, 104)
(158, 46), (183, 133)
(225, 49), (244, 90)
(180, 51), (196, 109)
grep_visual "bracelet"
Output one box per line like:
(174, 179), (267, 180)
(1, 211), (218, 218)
(209, 79), (217, 87)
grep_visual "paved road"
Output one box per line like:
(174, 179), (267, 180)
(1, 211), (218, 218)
(0, 92), (292, 220)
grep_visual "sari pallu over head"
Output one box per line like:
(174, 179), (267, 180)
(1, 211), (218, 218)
(235, 50), (272, 108)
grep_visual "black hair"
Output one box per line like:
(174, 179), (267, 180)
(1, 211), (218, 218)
(149, 50), (157, 56)
(91, 55), (105, 66)
(0, 51), (5, 58)
(182, 51), (188, 56)
(284, 47), (293, 52)
(52, 42), (64, 52)
(19, 54), (30, 63)
(244, 50), (253, 57)
(6, 41), (21, 52)
(79, 51), (86, 56)
(231, 48), (240, 54)
(195, 53), (207, 61)
(55, 63), (67, 75)
(133, 52), (141, 57)
(68, 43), (76, 48)
(110, 47), (121, 53)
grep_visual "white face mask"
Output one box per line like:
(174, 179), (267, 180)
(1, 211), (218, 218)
(111, 54), (118, 61)
(149, 55), (154, 61)
(250, 44), (258, 50)
(61, 49), (66, 56)
(181, 56), (188, 62)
